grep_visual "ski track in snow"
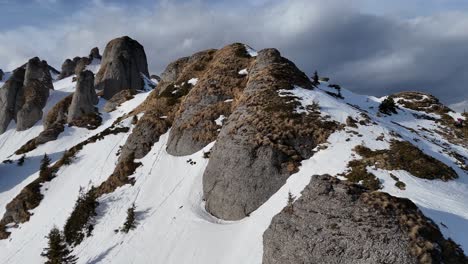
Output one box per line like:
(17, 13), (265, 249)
(0, 78), (467, 263)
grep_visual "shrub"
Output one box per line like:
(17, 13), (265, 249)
(379, 97), (397, 115)
(131, 115), (139, 125)
(17, 155), (26, 166)
(121, 203), (137, 233)
(312, 71), (320, 86)
(41, 227), (77, 264)
(39, 154), (55, 180)
(285, 191), (295, 214)
(63, 187), (99, 246)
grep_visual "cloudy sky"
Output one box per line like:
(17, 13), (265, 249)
(0, 0), (467, 110)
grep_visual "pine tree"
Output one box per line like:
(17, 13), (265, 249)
(17, 155), (26, 166)
(312, 71), (320, 86)
(40, 153), (51, 172)
(64, 187), (98, 246)
(41, 227), (77, 264)
(121, 203), (137, 233)
(40, 153), (52, 178)
(379, 97), (398, 115)
(286, 191), (295, 214)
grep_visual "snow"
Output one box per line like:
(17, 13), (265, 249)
(214, 115), (225, 126)
(244, 45), (258, 57)
(224, 99), (233, 103)
(448, 111), (466, 121)
(0, 71), (467, 263)
(238, 69), (248, 75)
(188, 78), (198, 86)
(85, 58), (102, 74)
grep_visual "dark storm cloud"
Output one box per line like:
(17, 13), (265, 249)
(0, 0), (466, 108)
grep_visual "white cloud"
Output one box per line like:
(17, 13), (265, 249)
(0, 0), (467, 105)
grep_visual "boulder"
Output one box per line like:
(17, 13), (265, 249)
(263, 175), (467, 264)
(67, 70), (98, 123)
(95, 36), (149, 99)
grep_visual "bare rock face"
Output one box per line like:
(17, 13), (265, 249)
(0, 68), (25, 133)
(74, 57), (92, 75)
(58, 59), (77, 80)
(95, 36), (149, 100)
(202, 48), (339, 220)
(166, 43), (253, 156)
(67, 70), (98, 123)
(0, 69), (4, 80)
(16, 58), (53, 131)
(263, 175), (467, 264)
(89, 47), (102, 60)
(103, 89), (136, 112)
(0, 57), (54, 132)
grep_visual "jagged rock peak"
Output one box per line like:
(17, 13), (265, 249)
(95, 36), (149, 100)
(200, 46), (336, 220)
(263, 175), (468, 264)
(67, 70), (98, 123)
(89, 47), (101, 60)
(16, 57), (53, 131)
(58, 47), (102, 80)
(0, 57), (53, 133)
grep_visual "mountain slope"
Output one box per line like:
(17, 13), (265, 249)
(0, 38), (467, 264)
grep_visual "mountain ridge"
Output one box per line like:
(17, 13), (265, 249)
(0, 36), (466, 264)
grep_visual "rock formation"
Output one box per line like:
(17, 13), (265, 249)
(263, 175), (467, 264)
(16, 57), (53, 131)
(166, 43), (252, 156)
(0, 68), (25, 133)
(202, 48), (339, 220)
(0, 69), (4, 80)
(67, 70), (98, 123)
(103, 89), (136, 112)
(57, 48), (102, 80)
(0, 57), (53, 133)
(95, 36), (149, 99)
(89, 47), (102, 60)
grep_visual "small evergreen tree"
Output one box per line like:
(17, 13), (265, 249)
(41, 227), (77, 264)
(312, 71), (320, 86)
(379, 97), (398, 115)
(64, 187), (98, 246)
(17, 155), (26, 166)
(121, 203), (137, 233)
(40, 153), (51, 172)
(39, 153), (53, 179)
(285, 191), (295, 214)
(131, 115), (138, 125)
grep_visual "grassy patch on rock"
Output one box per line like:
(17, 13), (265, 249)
(354, 141), (458, 181)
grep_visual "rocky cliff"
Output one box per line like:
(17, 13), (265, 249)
(0, 57), (53, 133)
(263, 175), (467, 264)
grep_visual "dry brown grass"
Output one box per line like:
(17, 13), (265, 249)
(354, 141), (458, 181)
(361, 192), (467, 263)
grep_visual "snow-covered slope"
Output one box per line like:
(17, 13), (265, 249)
(0, 47), (467, 263)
